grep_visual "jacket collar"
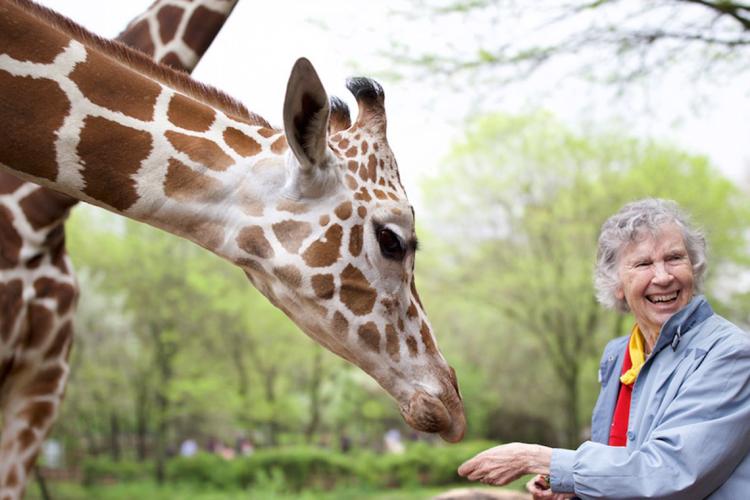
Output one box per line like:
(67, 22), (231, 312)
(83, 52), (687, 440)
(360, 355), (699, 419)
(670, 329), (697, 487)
(652, 295), (713, 354)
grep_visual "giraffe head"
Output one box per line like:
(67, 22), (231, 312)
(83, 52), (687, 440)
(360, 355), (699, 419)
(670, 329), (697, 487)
(236, 59), (465, 442)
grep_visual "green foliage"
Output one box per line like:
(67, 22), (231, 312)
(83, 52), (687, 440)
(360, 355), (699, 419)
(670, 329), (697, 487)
(81, 457), (151, 485)
(166, 453), (241, 489)
(419, 111), (750, 446)
(81, 442), (497, 493)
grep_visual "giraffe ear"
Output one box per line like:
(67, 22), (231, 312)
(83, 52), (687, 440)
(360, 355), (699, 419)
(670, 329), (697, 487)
(283, 58), (331, 171)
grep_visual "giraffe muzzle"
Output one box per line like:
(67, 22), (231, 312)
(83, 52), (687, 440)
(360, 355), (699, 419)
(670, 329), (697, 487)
(403, 388), (466, 443)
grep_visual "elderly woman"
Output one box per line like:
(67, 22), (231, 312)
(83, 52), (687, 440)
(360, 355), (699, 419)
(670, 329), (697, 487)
(458, 198), (750, 499)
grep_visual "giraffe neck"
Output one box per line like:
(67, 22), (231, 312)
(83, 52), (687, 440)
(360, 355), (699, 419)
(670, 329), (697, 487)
(118, 0), (239, 71)
(0, 0), (274, 255)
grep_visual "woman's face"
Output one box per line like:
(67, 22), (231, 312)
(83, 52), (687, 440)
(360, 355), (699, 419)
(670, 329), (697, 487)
(615, 223), (695, 341)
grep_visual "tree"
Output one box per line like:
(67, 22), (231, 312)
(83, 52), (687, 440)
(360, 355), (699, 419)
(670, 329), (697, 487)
(419, 111), (750, 446)
(391, 1), (750, 91)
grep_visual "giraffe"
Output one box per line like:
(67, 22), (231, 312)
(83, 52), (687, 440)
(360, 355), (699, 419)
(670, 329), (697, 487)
(0, 0), (239, 497)
(0, 0), (466, 495)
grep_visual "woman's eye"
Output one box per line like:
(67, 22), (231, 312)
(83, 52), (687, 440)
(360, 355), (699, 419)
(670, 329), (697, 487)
(377, 227), (406, 261)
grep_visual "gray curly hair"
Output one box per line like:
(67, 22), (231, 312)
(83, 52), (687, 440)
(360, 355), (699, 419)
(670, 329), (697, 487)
(594, 198), (707, 312)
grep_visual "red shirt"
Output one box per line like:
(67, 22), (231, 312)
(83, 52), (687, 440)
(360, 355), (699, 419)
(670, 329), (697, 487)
(609, 343), (634, 447)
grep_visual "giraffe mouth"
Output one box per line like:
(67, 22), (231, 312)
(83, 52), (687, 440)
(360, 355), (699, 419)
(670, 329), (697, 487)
(402, 388), (466, 442)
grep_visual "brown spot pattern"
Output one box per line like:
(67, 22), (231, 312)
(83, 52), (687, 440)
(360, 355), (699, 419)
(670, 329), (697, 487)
(19, 401), (54, 429)
(406, 301), (418, 319)
(165, 131), (234, 171)
(367, 154), (378, 181)
(273, 265), (302, 288)
(78, 116), (152, 211)
(0, 279), (23, 342)
(0, 5), (69, 63)
(357, 206), (367, 218)
(386, 324), (400, 362)
(0, 171), (24, 195)
(45, 321), (73, 361)
(0, 207), (22, 269)
(168, 93), (215, 132)
(319, 215), (330, 226)
(339, 264), (377, 315)
(25, 366), (64, 397)
(406, 336), (419, 357)
(159, 52), (183, 69)
(224, 127), (261, 157)
(358, 322), (381, 352)
(276, 200), (308, 214)
(0, 73), (69, 182)
(420, 321), (438, 355)
(258, 128), (276, 138)
(5, 468), (18, 488)
(237, 226), (274, 259)
(271, 136), (288, 153)
(184, 6), (226, 54)
(117, 20), (155, 57)
(33, 278), (76, 315)
(349, 224), (363, 257)
(157, 5), (183, 44)
(311, 274), (334, 299)
(332, 311), (349, 338)
(19, 188), (77, 230)
(354, 188), (371, 202)
(19, 429), (35, 452)
(164, 158), (222, 203)
(70, 50), (160, 121)
(334, 201), (352, 220)
(272, 220), (312, 254)
(26, 304), (53, 349)
(302, 225), (343, 267)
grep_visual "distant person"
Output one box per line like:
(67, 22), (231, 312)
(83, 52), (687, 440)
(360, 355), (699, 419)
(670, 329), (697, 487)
(458, 199), (750, 498)
(384, 428), (405, 454)
(179, 438), (198, 458)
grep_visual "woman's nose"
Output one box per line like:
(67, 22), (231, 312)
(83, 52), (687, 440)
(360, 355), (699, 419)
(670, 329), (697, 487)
(652, 261), (673, 284)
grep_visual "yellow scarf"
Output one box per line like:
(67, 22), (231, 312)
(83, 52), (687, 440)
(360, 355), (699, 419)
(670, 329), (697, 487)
(619, 324), (646, 386)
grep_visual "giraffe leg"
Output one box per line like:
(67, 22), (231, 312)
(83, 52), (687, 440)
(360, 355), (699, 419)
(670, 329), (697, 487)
(0, 313), (73, 500)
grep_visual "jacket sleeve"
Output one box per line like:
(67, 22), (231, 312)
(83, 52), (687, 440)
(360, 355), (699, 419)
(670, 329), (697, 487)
(549, 339), (750, 499)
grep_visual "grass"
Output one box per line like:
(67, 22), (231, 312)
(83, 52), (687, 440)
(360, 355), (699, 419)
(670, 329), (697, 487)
(25, 478), (533, 500)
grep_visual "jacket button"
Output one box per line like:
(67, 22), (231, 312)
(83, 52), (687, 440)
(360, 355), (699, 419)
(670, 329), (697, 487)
(627, 431), (635, 441)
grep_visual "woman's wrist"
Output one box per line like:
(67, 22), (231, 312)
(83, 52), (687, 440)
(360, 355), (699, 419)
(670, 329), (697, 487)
(525, 444), (553, 475)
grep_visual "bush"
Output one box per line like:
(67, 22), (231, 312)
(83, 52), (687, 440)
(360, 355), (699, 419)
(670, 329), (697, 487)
(81, 457), (151, 486)
(374, 440), (497, 488)
(90, 440), (499, 492)
(166, 452), (241, 489)
(236, 446), (363, 492)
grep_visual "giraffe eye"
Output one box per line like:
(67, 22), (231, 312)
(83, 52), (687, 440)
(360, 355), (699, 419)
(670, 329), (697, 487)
(377, 227), (406, 261)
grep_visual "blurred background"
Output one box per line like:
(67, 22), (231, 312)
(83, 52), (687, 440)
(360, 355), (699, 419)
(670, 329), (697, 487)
(24, 1), (750, 498)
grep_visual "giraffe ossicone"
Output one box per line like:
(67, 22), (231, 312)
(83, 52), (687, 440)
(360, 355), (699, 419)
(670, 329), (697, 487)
(0, 0), (466, 446)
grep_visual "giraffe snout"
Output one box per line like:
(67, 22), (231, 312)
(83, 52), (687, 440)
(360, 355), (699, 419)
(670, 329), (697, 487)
(403, 387), (466, 443)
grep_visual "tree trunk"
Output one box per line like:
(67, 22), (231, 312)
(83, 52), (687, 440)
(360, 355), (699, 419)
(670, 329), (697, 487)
(109, 412), (121, 461)
(304, 350), (323, 444)
(563, 365), (581, 448)
(135, 383), (149, 461)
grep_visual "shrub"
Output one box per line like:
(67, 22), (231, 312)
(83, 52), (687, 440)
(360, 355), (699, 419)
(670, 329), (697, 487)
(236, 446), (363, 492)
(81, 457), (151, 486)
(165, 452), (240, 489)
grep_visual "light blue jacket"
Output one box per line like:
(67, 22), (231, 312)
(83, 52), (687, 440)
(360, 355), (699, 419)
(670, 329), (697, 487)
(550, 295), (750, 499)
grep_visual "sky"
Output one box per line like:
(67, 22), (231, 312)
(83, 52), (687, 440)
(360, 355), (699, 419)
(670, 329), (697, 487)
(33, 0), (750, 215)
